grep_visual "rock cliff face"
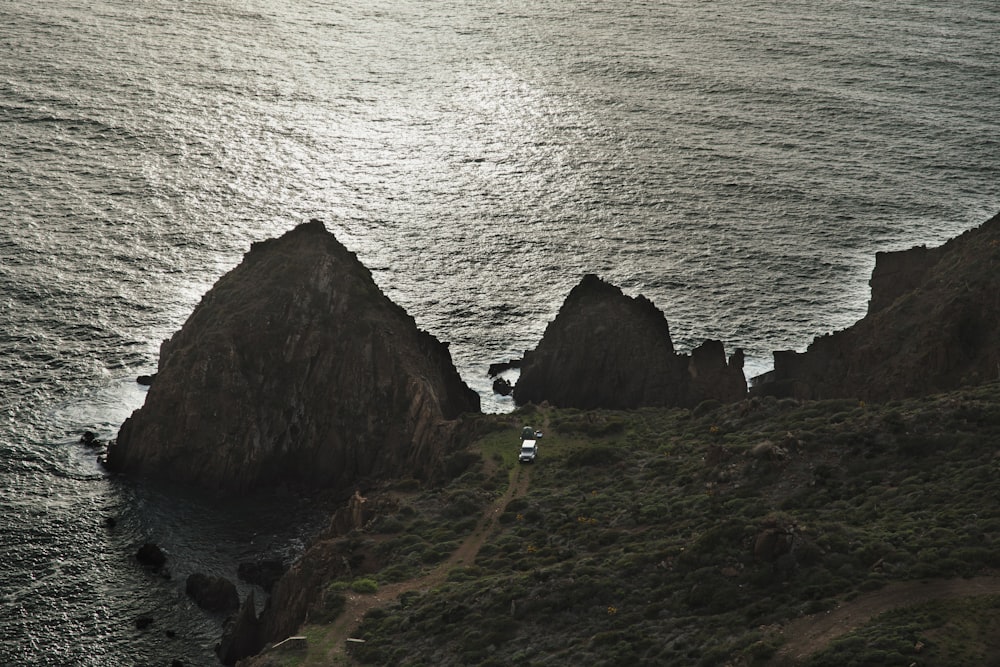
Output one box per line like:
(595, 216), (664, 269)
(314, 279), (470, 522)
(106, 220), (480, 492)
(225, 492), (391, 665)
(512, 274), (746, 409)
(754, 211), (1000, 401)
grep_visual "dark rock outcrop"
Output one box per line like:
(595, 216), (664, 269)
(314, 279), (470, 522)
(106, 219), (480, 493)
(237, 559), (286, 594)
(243, 536), (360, 663)
(136, 543), (167, 571)
(487, 359), (521, 376)
(185, 573), (240, 613)
(492, 377), (513, 396)
(217, 591), (262, 665)
(225, 492), (399, 664)
(511, 274), (746, 409)
(754, 211), (1000, 401)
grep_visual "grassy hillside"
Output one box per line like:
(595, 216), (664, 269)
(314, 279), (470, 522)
(258, 382), (1000, 666)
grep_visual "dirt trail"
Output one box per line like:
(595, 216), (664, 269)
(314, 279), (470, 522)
(768, 575), (1000, 665)
(295, 461), (532, 666)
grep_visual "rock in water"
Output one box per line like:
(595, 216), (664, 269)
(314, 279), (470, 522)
(135, 543), (167, 571)
(107, 220), (480, 492)
(185, 572), (239, 613)
(513, 274), (746, 409)
(754, 211), (1000, 401)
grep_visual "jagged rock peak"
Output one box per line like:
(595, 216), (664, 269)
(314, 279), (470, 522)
(513, 274), (746, 409)
(754, 211), (1000, 401)
(107, 219), (480, 493)
(563, 273), (676, 343)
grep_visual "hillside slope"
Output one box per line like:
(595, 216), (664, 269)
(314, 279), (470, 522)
(238, 382), (1000, 666)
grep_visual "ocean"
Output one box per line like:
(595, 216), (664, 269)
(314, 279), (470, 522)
(2, 0), (998, 664)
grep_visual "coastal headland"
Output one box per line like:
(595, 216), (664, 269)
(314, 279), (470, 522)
(108, 213), (1000, 666)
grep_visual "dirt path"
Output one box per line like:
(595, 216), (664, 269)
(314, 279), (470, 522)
(768, 576), (1000, 665)
(293, 461), (532, 666)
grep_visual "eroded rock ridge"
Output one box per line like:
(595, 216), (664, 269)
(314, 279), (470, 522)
(512, 274), (747, 409)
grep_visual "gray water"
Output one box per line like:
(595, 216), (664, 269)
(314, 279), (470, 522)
(2, 0), (998, 664)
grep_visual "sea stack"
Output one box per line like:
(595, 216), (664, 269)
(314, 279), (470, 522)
(754, 211), (1000, 401)
(512, 274), (747, 409)
(106, 219), (480, 493)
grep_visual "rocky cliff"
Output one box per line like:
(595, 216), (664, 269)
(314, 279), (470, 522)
(754, 211), (1000, 401)
(219, 488), (415, 664)
(511, 274), (747, 409)
(106, 219), (480, 492)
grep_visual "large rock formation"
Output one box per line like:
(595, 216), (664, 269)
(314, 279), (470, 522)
(511, 274), (746, 409)
(754, 211), (1000, 401)
(106, 219), (480, 492)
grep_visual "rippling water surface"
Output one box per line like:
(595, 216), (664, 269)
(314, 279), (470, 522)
(2, 0), (998, 663)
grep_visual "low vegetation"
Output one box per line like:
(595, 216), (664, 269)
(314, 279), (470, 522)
(285, 382), (1000, 666)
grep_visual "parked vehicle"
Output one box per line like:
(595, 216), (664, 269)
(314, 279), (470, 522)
(519, 439), (538, 463)
(518, 426), (542, 462)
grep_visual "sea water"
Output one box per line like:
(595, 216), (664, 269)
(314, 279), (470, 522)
(1, 0), (998, 663)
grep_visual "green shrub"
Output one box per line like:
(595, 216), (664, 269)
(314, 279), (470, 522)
(444, 450), (481, 479)
(898, 433), (946, 457)
(443, 489), (483, 519)
(371, 515), (405, 534)
(311, 586), (346, 623)
(351, 577), (379, 594)
(565, 445), (625, 467)
(553, 413), (626, 437)
(318, 388), (1000, 666)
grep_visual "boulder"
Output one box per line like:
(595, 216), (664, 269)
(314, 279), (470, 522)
(106, 220), (480, 493)
(753, 211), (1000, 401)
(186, 572), (240, 613)
(136, 543), (167, 571)
(512, 274), (746, 409)
(492, 377), (513, 396)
